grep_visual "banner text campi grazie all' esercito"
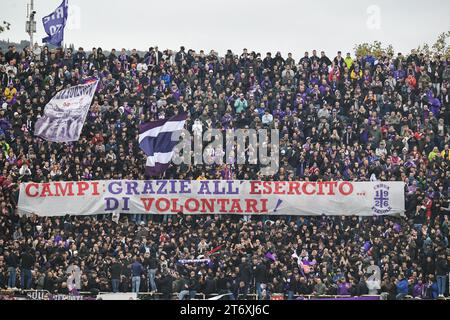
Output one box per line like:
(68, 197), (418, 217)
(19, 180), (405, 217)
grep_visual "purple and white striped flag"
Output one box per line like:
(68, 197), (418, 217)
(138, 113), (187, 176)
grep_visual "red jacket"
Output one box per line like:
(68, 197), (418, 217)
(424, 198), (433, 219)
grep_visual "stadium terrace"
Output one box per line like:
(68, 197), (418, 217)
(0, 38), (448, 300)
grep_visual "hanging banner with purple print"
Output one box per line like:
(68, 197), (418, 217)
(18, 180), (405, 217)
(34, 80), (99, 143)
(42, 0), (69, 46)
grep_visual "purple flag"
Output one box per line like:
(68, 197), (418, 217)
(363, 241), (371, 252)
(265, 252), (277, 262)
(42, 0), (69, 47)
(138, 114), (187, 176)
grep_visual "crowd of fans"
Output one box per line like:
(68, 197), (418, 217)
(0, 43), (449, 300)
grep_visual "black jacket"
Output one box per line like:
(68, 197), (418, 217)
(20, 252), (34, 269)
(298, 282), (312, 295)
(216, 276), (228, 292)
(110, 263), (122, 280)
(148, 257), (158, 269)
(436, 257), (448, 276)
(356, 280), (369, 295)
(188, 276), (200, 291)
(239, 262), (252, 283)
(254, 264), (267, 283)
(158, 274), (174, 294)
(6, 253), (19, 268)
(204, 277), (217, 294)
(5, 50), (20, 64)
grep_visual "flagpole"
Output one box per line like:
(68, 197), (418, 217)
(30, 0), (34, 47)
(26, 0), (36, 49)
(61, 0), (67, 49)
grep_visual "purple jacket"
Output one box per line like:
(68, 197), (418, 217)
(413, 283), (425, 298)
(337, 282), (351, 295)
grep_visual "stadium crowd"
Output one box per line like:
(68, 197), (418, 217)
(0, 43), (449, 299)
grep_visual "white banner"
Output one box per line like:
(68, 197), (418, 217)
(18, 180), (405, 217)
(34, 80), (99, 142)
(97, 293), (137, 300)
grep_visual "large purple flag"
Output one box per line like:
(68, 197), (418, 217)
(34, 80), (99, 142)
(138, 114), (187, 176)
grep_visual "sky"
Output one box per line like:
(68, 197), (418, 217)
(1, 0), (449, 59)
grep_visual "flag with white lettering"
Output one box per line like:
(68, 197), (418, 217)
(42, 0), (69, 46)
(34, 80), (99, 142)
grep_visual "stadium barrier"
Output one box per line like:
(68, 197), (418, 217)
(1, 289), (448, 300)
